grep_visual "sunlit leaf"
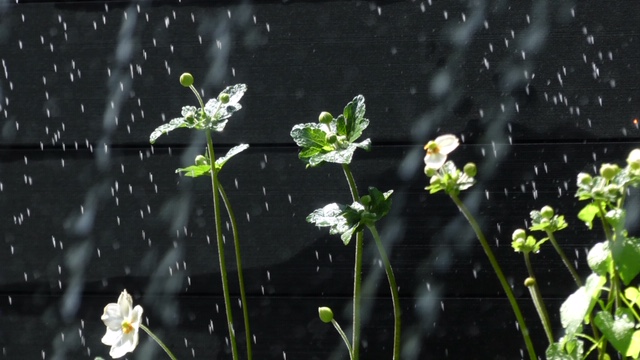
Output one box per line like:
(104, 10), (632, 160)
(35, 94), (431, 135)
(624, 287), (640, 306)
(215, 144), (249, 171)
(560, 274), (605, 339)
(594, 309), (640, 358)
(587, 241), (611, 276)
(611, 236), (640, 285)
(175, 164), (211, 177)
(546, 338), (583, 360)
(577, 203), (600, 229)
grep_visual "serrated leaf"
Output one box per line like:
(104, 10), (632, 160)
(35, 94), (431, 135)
(291, 123), (330, 149)
(306, 203), (361, 244)
(611, 237), (640, 285)
(175, 164), (211, 177)
(215, 144), (249, 171)
(342, 95), (367, 142)
(560, 274), (606, 339)
(546, 339), (583, 360)
(354, 138), (372, 151)
(587, 241), (611, 276)
(578, 203), (600, 229)
(594, 309), (640, 358)
(364, 187), (393, 224)
(150, 116), (191, 144)
(204, 84), (247, 122)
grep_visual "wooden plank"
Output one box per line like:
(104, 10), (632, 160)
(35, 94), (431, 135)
(1, 142), (635, 299)
(0, 293), (553, 359)
(0, 2), (639, 146)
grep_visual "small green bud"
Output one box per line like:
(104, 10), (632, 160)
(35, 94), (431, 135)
(318, 111), (333, 124)
(627, 149), (640, 169)
(195, 155), (208, 165)
(512, 228), (527, 241)
(360, 195), (372, 207)
(463, 162), (477, 177)
(318, 307), (334, 323)
(540, 206), (554, 219)
(326, 133), (338, 144)
(429, 175), (440, 185)
(605, 184), (620, 196)
(599, 163), (619, 180)
(524, 277), (536, 287)
(577, 172), (592, 185)
(218, 93), (230, 104)
(180, 72), (194, 87)
(424, 166), (437, 177)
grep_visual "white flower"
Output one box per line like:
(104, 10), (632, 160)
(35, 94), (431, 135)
(101, 290), (143, 359)
(423, 134), (459, 170)
(627, 148), (640, 169)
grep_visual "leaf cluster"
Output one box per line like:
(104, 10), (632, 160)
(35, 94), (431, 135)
(424, 161), (475, 195)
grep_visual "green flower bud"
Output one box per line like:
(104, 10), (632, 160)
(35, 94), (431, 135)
(512, 228), (526, 241)
(540, 206), (554, 219)
(627, 149), (640, 170)
(318, 111), (333, 124)
(326, 133), (338, 144)
(180, 72), (194, 87)
(195, 155), (208, 165)
(360, 195), (372, 207)
(599, 163), (619, 180)
(429, 175), (440, 185)
(577, 172), (592, 185)
(219, 93), (230, 104)
(318, 306), (334, 323)
(463, 162), (477, 177)
(605, 184), (620, 196)
(424, 166), (437, 177)
(524, 277), (536, 287)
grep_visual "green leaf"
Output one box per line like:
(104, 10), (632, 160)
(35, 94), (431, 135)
(215, 144), (249, 171)
(175, 164), (211, 177)
(204, 84), (247, 122)
(306, 203), (361, 245)
(577, 203), (600, 229)
(594, 309), (640, 358)
(341, 95), (368, 142)
(624, 287), (640, 306)
(150, 105), (203, 143)
(546, 339), (583, 360)
(361, 187), (393, 226)
(560, 274), (606, 340)
(611, 237), (640, 285)
(587, 241), (611, 276)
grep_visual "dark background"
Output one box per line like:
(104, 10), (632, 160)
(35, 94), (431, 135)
(1, 0), (640, 359)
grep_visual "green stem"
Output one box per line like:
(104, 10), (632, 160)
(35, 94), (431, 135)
(342, 164), (361, 360)
(545, 230), (582, 287)
(450, 193), (537, 360)
(331, 319), (354, 360)
(140, 324), (178, 360)
(367, 224), (402, 360)
(219, 183), (253, 360)
(207, 130), (239, 360)
(523, 253), (554, 344)
(189, 85), (205, 109)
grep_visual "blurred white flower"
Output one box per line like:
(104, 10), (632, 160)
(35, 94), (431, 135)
(627, 148), (640, 169)
(101, 290), (143, 359)
(424, 134), (459, 170)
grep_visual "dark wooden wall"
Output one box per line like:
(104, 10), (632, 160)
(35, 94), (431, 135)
(1, 0), (640, 359)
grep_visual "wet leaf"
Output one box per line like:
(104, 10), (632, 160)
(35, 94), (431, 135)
(611, 236), (640, 285)
(594, 309), (640, 358)
(215, 144), (249, 171)
(560, 274), (605, 339)
(546, 338), (583, 360)
(175, 164), (211, 177)
(577, 203), (600, 229)
(587, 241), (611, 276)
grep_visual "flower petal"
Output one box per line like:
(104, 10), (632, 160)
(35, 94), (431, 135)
(101, 328), (122, 346)
(424, 153), (446, 169)
(130, 305), (144, 328)
(117, 290), (133, 318)
(435, 134), (459, 155)
(101, 304), (124, 331)
(108, 332), (137, 359)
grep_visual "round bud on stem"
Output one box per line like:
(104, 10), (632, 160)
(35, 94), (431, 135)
(599, 163), (619, 180)
(180, 73), (194, 87)
(318, 307), (334, 323)
(326, 133), (338, 144)
(577, 173), (592, 185)
(524, 277), (536, 287)
(219, 93), (230, 104)
(424, 166), (437, 177)
(463, 162), (477, 177)
(360, 195), (372, 207)
(540, 206), (554, 219)
(318, 111), (333, 124)
(195, 155), (208, 165)
(512, 228), (526, 241)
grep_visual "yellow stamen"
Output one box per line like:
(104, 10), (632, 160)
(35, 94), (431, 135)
(121, 321), (134, 334)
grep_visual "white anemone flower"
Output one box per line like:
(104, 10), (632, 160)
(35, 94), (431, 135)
(423, 134), (459, 170)
(101, 290), (143, 358)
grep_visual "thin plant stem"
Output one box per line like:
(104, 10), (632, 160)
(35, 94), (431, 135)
(140, 324), (178, 360)
(331, 319), (354, 360)
(449, 193), (537, 360)
(367, 224), (401, 360)
(545, 230), (582, 287)
(207, 130), (239, 360)
(523, 253), (554, 344)
(219, 183), (253, 360)
(342, 164), (361, 360)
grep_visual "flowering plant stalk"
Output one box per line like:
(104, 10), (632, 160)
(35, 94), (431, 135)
(98, 73), (253, 360)
(424, 134), (640, 360)
(291, 95), (401, 360)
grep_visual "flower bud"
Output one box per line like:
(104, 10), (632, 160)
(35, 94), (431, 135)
(512, 228), (526, 241)
(540, 206), (554, 219)
(599, 163), (619, 180)
(627, 149), (640, 169)
(180, 73), (194, 87)
(577, 172), (592, 185)
(326, 133), (338, 144)
(360, 195), (372, 207)
(318, 307), (334, 323)
(218, 93), (230, 104)
(463, 162), (477, 177)
(424, 166), (437, 177)
(524, 277), (536, 287)
(195, 155), (208, 165)
(318, 111), (333, 124)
